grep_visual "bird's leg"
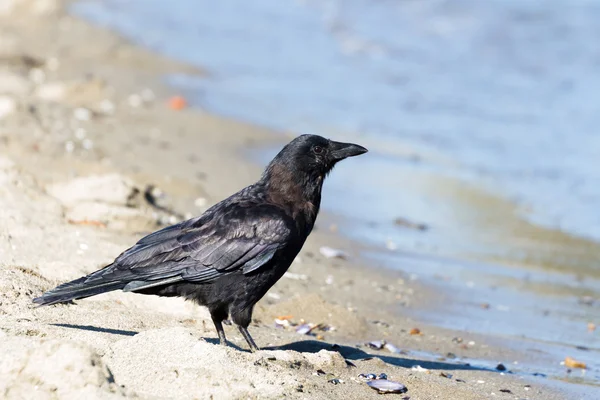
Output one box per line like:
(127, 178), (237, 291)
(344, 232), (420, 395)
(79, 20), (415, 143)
(213, 319), (228, 346)
(210, 309), (229, 346)
(238, 325), (259, 353)
(232, 305), (259, 352)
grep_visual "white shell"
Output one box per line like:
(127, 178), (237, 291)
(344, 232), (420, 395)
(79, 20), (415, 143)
(367, 379), (408, 393)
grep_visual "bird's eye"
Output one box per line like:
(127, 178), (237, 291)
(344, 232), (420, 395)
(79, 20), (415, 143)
(313, 146), (323, 154)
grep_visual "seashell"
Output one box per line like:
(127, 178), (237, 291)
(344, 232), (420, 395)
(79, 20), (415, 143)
(367, 379), (408, 394)
(366, 340), (386, 350)
(296, 323), (313, 335)
(319, 246), (348, 259)
(358, 373), (377, 380)
(384, 343), (401, 353)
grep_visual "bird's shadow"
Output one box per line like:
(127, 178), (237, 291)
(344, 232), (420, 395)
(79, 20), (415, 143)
(51, 323), (248, 351)
(50, 325), (493, 373)
(267, 340), (493, 373)
(51, 323), (138, 337)
(204, 337), (246, 352)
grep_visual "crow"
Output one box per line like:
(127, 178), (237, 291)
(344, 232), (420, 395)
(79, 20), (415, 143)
(33, 134), (367, 352)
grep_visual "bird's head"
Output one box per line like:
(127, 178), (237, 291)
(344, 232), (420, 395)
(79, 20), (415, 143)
(261, 134), (367, 220)
(267, 134), (368, 179)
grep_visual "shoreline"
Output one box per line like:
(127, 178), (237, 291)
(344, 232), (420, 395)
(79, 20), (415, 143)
(0, 1), (595, 399)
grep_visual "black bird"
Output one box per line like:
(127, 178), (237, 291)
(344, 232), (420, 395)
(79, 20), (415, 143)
(33, 134), (367, 352)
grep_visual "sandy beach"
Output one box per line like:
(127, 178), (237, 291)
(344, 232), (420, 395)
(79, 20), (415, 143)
(0, 1), (594, 399)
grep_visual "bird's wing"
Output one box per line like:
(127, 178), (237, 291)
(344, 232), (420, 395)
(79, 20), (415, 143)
(86, 203), (294, 291)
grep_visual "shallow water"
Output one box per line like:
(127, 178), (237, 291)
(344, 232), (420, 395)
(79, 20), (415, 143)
(72, 0), (600, 390)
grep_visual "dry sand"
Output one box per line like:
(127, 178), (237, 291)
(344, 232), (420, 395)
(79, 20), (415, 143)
(0, 1), (585, 399)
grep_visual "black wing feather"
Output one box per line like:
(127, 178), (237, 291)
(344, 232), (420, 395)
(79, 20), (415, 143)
(106, 203), (292, 288)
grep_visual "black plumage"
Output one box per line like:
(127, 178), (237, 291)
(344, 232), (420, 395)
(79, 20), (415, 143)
(33, 134), (367, 351)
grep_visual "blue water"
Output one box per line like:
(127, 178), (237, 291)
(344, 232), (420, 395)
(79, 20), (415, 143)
(73, 0), (600, 242)
(72, 0), (600, 390)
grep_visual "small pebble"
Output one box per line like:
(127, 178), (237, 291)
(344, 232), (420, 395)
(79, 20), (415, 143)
(73, 107), (92, 121)
(128, 94), (142, 107)
(194, 197), (208, 208)
(99, 99), (115, 114)
(283, 272), (308, 280)
(319, 246), (347, 259)
(65, 141), (75, 153)
(82, 139), (94, 150)
(0, 96), (17, 119)
(75, 128), (86, 140)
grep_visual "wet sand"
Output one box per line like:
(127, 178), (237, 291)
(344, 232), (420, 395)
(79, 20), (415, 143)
(0, 1), (595, 399)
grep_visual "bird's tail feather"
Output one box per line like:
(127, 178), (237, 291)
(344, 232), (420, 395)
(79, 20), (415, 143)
(33, 276), (126, 306)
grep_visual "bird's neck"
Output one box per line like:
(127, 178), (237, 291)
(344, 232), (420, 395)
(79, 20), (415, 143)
(261, 165), (323, 228)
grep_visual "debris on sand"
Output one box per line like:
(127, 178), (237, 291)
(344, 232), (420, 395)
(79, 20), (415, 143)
(409, 328), (421, 335)
(364, 339), (405, 355)
(366, 340), (386, 350)
(73, 107), (92, 121)
(393, 217), (428, 231)
(168, 95), (187, 110)
(273, 315), (334, 339)
(0, 96), (17, 119)
(327, 377), (343, 384)
(143, 184), (185, 221)
(283, 272), (308, 280)
(367, 379), (408, 394)
(358, 373), (377, 380)
(495, 363), (507, 371)
(564, 357), (586, 369)
(578, 296), (595, 306)
(319, 246), (348, 259)
(67, 219), (107, 228)
(384, 342), (403, 354)
(274, 316), (293, 328)
(296, 323), (314, 335)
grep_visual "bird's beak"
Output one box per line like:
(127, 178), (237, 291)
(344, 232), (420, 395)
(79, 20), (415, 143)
(330, 141), (368, 161)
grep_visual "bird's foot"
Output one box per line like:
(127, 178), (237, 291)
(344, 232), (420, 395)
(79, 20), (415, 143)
(238, 326), (260, 352)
